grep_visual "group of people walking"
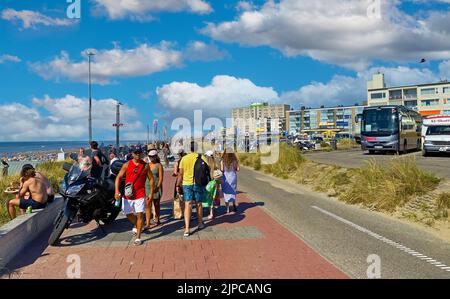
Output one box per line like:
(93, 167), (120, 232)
(114, 140), (240, 246)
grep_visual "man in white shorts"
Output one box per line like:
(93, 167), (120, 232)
(115, 148), (154, 245)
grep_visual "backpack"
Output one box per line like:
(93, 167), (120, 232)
(193, 154), (211, 187)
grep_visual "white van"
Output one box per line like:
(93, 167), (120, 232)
(422, 115), (450, 156)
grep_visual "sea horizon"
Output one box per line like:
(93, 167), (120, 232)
(0, 140), (148, 155)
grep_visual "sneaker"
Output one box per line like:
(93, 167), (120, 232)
(132, 228), (138, 235)
(134, 238), (142, 246)
(198, 223), (205, 229)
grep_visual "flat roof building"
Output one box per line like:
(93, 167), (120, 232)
(232, 103), (290, 136)
(287, 104), (365, 136)
(367, 73), (450, 116)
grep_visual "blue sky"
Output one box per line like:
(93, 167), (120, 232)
(0, 0), (449, 141)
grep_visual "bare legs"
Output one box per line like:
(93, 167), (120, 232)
(184, 201), (203, 235)
(7, 198), (24, 219)
(127, 212), (143, 241)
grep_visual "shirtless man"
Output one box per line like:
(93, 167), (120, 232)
(7, 167), (48, 219)
(21, 164), (55, 202)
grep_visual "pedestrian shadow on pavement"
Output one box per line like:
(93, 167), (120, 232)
(142, 201), (265, 242)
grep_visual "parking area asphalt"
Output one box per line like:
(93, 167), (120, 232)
(304, 148), (450, 178)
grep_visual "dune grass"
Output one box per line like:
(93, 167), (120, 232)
(0, 161), (66, 226)
(337, 138), (359, 150)
(239, 144), (441, 214)
(339, 158), (440, 212)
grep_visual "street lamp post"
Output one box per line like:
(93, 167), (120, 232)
(113, 101), (124, 149)
(86, 51), (95, 143)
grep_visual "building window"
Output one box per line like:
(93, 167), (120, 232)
(389, 90), (402, 100)
(403, 88), (417, 99)
(443, 110), (450, 116)
(371, 92), (385, 100)
(421, 87), (437, 95)
(444, 87), (450, 94)
(404, 100), (418, 108)
(421, 99), (440, 106)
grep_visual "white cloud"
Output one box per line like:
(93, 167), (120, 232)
(156, 75), (279, 117)
(202, 0), (450, 70)
(92, 0), (212, 20)
(30, 43), (183, 84)
(0, 54), (21, 64)
(282, 64), (447, 108)
(0, 95), (143, 141)
(1, 8), (76, 30)
(184, 41), (229, 61)
(281, 75), (366, 108)
(236, 1), (256, 11)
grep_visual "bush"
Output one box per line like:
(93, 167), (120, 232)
(262, 143), (305, 178)
(339, 158), (440, 212)
(436, 192), (450, 218)
(320, 141), (330, 148)
(337, 138), (358, 150)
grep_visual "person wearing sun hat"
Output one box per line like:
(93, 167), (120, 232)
(144, 149), (164, 229)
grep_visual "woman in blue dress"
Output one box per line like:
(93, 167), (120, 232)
(220, 150), (240, 214)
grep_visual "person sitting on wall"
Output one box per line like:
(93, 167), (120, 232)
(7, 167), (48, 219)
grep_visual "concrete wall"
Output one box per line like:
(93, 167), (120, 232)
(0, 197), (63, 269)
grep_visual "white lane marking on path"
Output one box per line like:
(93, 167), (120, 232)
(311, 206), (450, 274)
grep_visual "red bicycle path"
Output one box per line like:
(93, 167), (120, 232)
(5, 171), (348, 279)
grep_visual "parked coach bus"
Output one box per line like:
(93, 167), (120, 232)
(360, 106), (422, 154)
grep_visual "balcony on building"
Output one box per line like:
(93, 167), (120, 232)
(403, 88), (417, 100)
(389, 89), (402, 101)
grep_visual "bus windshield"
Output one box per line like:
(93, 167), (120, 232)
(362, 109), (398, 136)
(427, 126), (450, 135)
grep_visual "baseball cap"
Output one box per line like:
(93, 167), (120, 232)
(205, 150), (214, 157)
(132, 148), (143, 153)
(148, 150), (158, 156)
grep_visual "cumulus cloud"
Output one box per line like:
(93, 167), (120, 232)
(236, 1), (256, 11)
(1, 8), (76, 30)
(282, 64), (448, 108)
(156, 75), (279, 117)
(157, 62), (450, 120)
(184, 41), (230, 62)
(202, 0), (450, 70)
(0, 54), (21, 64)
(0, 95), (143, 141)
(92, 0), (212, 20)
(30, 43), (183, 84)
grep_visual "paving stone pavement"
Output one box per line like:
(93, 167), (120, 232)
(3, 171), (348, 279)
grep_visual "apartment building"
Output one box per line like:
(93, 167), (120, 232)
(232, 102), (291, 136)
(286, 105), (365, 135)
(367, 73), (450, 116)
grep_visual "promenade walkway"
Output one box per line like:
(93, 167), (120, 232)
(5, 172), (347, 279)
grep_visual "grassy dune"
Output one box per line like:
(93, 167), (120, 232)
(238, 144), (445, 221)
